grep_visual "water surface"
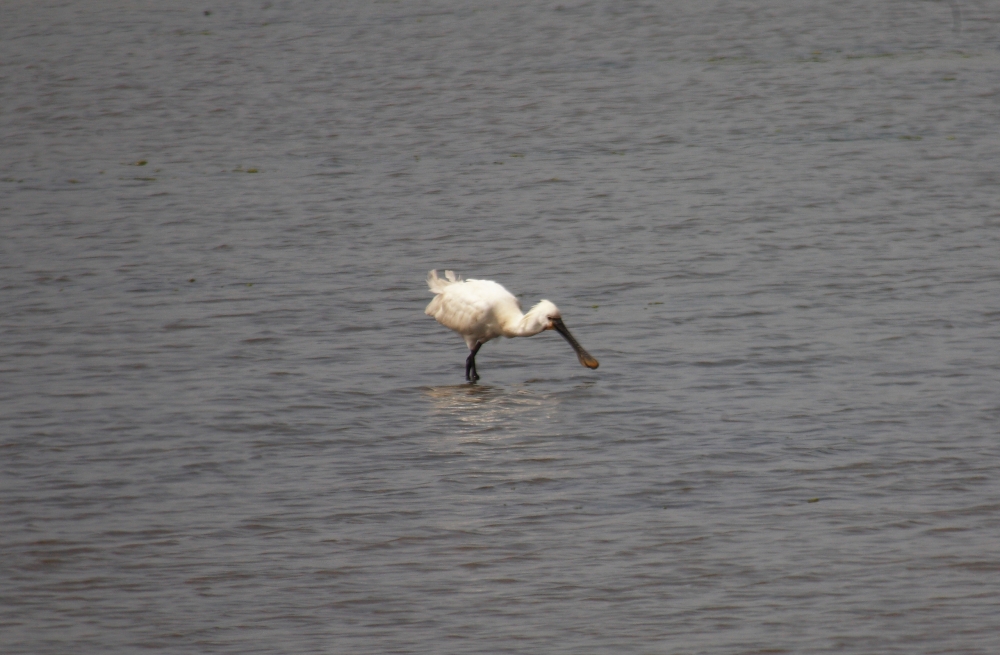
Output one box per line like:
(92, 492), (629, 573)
(3, 2), (1000, 653)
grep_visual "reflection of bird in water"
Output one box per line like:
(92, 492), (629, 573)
(423, 384), (544, 436)
(425, 269), (599, 381)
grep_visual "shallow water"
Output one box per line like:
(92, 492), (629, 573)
(3, 2), (1000, 653)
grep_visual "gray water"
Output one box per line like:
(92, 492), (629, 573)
(3, 2), (1000, 653)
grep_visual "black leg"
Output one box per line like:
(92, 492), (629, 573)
(465, 342), (482, 381)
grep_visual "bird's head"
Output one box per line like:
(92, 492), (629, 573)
(534, 300), (562, 330)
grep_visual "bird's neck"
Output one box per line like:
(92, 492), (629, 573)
(502, 304), (549, 338)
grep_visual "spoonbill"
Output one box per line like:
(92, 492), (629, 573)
(425, 269), (599, 381)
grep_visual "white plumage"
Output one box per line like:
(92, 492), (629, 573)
(425, 269), (599, 381)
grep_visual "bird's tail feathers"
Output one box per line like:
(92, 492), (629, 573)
(427, 269), (461, 294)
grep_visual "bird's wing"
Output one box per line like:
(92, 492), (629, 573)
(425, 281), (493, 333)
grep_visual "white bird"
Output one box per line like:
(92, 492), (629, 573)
(425, 269), (599, 381)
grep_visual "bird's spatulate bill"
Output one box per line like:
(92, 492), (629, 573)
(552, 318), (599, 369)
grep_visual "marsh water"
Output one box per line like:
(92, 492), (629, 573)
(3, 2), (1000, 653)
